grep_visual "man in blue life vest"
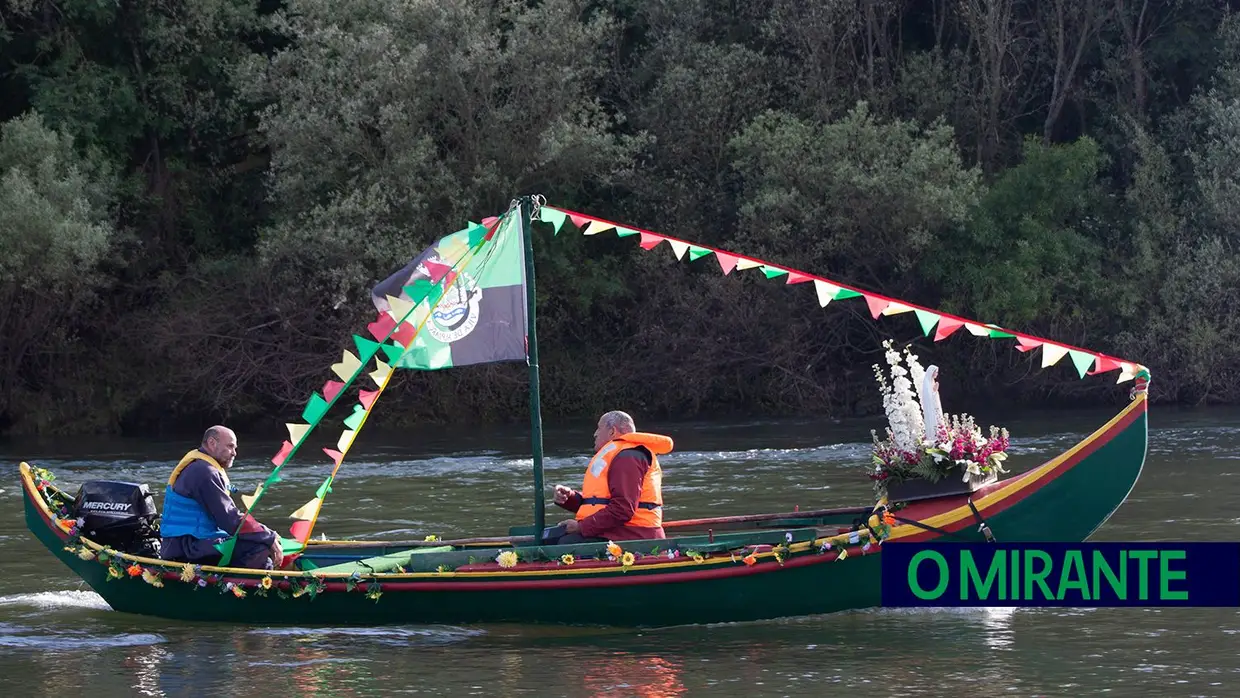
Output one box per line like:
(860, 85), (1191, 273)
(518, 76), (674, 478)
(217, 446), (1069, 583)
(549, 410), (673, 544)
(159, 426), (284, 569)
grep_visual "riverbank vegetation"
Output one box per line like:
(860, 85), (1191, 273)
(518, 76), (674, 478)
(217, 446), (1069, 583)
(2, 0), (1238, 435)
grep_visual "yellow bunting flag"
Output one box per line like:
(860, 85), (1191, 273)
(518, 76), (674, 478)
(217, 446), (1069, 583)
(667, 239), (689, 260)
(964, 323), (991, 337)
(369, 359), (392, 386)
(289, 497), (322, 521)
(337, 429), (358, 453)
(813, 280), (839, 307)
(286, 422), (311, 445)
(735, 258), (763, 270)
(386, 294), (416, 322)
(1117, 363), (1137, 383)
(240, 484), (264, 510)
(331, 350), (363, 382)
(582, 221), (615, 235)
(1041, 343), (1069, 367)
(881, 302), (914, 316)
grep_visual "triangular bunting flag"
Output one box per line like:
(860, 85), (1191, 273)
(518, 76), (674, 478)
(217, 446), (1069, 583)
(964, 323), (990, 337)
(467, 221), (490, 246)
(321, 380), (345, 404)
(358, 389), (379, 410)
(639, 232), (664, 250)
(337, 429), (358, 453)
(286, 422), (311, 445)
(343, 403), (367, 430)
(390, 322), (416, 349)
(301, 393), (329, 425)
(934, 318), (964, 341)
(240, 484), (264, 510)
(1015, 337), (1042, 353)
(381, 342), (405, 363)
(687, 246), (711, 261)
(986, 324), (1016, 339)
(215, 537), (237, 565)
(322, 448), (344, 466)
(1067, 349), (1095, 379)
(913, 309), (940, 336)
(315, 478), (333, 499)
(668, 239), (689, 260)
(881, 302), (914, 316)
(353, 334), (382, 362)
(715, 252), (739, 275)
(289, 520), (311, 543)
(785, 271), (811, 284)
(386, 294), (417, 322)
(568, 214), (589, 228)
(289, 497), (322, 521)
(735, 258), (763, 271)
(480, 215), (499, 228)
(1041, 343), (1069, 367)
(833, 288), (863, 300)
(864, 295), (890, 319)
(582, 220), (615, 236)
(271, 440), (294, 466)
(814, 280), (840, 307)
(331, 350), (363, 382)
(1117, 363), (1137, 383)
(761, 265), (789, 280)
(539, 207), (567, 234)
(1089, 356), (1122, 375)
(367, 312), (397, 342)
(614, 226), (639, 237)
(369, 359), (392, 386)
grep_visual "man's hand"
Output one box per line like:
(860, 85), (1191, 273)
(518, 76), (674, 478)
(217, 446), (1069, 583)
(553, 485), (573, 505)
(270, 542), (285, 569)
(560, 519), (580, 534)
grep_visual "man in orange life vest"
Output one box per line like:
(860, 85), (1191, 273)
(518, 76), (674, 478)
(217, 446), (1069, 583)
(550, 410), (673, 544)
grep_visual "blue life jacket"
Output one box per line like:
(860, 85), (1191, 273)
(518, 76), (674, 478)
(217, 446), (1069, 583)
(160, 450), (231, 540)
(160, 486), (229, 540)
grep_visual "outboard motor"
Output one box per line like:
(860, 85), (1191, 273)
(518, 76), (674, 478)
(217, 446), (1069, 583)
(70, 480), (161, 558)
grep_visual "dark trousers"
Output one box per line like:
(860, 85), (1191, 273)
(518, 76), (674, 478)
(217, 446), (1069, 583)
(549, 532), (606, 545)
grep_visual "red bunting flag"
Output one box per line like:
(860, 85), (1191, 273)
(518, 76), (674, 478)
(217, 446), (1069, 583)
(1015, 337), (1042, 353)
(1089, 356), (1123, 375)
(864, 295), (890, 319)
(715, 252), (739, 275)
(934, 318), (964, 341)
(322, 448), (344, 466)
(639, 232), (664, 250)
(422, 259), (452, 282)
(367, 312), (397, 341)
(322, 380), (345, 403)
(569, 214), (589, 228)
(358, 389), (380, 410)
(290, 520), (312, 543)
(271, 440), (294, 466)
(391, 322), (416, 348)
(481, 215), (499, 227)
(786, 271), (812, 284)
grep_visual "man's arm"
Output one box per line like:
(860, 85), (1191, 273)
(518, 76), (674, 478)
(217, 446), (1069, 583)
(578, 450), (650, 539)
(183, 464), (277, 547)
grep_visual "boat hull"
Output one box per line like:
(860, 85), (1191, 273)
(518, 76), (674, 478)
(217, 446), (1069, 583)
(20, 394), (1148, 627)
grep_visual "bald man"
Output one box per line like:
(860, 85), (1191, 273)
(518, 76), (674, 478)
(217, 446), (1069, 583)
(550, 410), (674, 544)
(159, 426), (283, 570)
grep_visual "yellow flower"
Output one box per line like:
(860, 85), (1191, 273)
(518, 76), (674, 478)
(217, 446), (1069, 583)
(141, 569), (164, 587)
(260, 576), (273, 590)
(837, 549), (849, 562)
(606, 542), (623, 558)
(495, 550), (518, 568)
(620, 551), (635, 567)
(560, 554), (575, 566)
(179, 565), (195, 583)
(77, 547), (96, 561)
(291, 584), (309, 598)
(690, 553), (705, 563)
(107, 566), (122, 579)
(424, 534), (439, 542)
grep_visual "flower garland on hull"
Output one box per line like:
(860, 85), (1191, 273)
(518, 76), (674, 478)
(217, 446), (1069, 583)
(869, 340), (1010, 499)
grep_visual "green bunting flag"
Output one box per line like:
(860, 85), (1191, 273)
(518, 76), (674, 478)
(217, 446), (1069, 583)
(343, 404), (367, 430)
(301, 393), (329, 425)
(1068, 349), (1096, 379)
(914, 309), (940, 336)
(688, 246), (711, 261)
(353, 335), (382, 363)
(761, 265), (788, 280)
(539, 207), (567, 234)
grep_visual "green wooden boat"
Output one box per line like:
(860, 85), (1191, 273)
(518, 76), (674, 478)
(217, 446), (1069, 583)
(18, 195), (1151, 627)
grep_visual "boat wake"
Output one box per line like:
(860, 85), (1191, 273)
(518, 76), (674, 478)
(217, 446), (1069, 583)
(0, 590), (110, 612)
(248, 625), (486, 648)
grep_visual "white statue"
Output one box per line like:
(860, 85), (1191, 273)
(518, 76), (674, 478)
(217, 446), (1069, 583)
(919, 365), (944, 444)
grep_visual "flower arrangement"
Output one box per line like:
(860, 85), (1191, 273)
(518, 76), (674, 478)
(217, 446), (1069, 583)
(869, 339), (1010, 498)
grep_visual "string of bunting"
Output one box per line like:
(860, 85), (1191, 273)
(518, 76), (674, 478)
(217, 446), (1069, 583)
(535, 205), (1150, 384)
(218, 214), (504, 564)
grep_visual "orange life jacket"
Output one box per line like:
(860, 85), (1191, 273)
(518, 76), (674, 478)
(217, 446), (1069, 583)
(577, 432), (673, 529)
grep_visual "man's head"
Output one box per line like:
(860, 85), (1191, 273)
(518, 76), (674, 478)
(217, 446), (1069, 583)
(201, 425), (238, 469)
(594, 410), (635, 451)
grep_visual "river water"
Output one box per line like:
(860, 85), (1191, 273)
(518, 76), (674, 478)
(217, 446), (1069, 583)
(1, 405), (1238, 697)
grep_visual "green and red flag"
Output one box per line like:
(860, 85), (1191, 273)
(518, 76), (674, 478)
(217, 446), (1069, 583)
(371, 211), (529, 370)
